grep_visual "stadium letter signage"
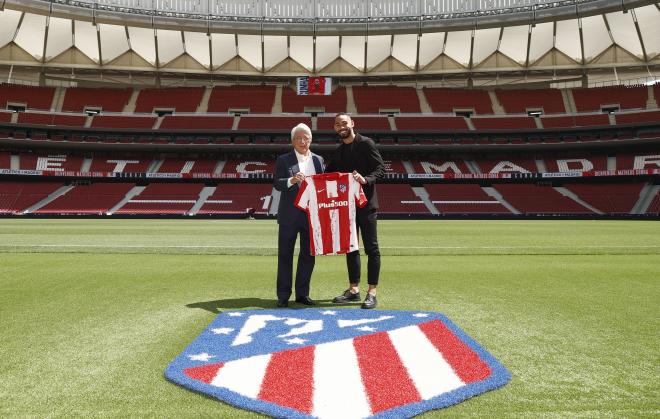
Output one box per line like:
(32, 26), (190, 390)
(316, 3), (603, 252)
(166, 309), (510, 418)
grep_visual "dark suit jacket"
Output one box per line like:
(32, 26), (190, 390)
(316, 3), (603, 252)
(324, 134), (385, 210)
(273, 150), (324, 226)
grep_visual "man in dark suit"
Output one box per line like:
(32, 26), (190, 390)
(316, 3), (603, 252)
(325, 113), (386, 309)
(273, 123), (324, 308)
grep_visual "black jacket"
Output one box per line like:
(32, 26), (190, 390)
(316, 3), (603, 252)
(273, 150), (324, 226)
(325, 134), (385, 210)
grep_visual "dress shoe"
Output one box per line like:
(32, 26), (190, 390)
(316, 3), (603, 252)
(295, 296), (316, 306)
(276, 299), (288, 308)
(361, 293), (377, 309)
(332, 289), (361, 303)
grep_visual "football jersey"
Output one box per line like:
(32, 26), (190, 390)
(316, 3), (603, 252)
(294, 172), (367, 256)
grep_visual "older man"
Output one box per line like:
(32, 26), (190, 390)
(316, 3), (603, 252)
(273, 123), (324, 307)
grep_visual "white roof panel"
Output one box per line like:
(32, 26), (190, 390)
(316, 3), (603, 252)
(581, 15), (612, 61)
(211, 33), (236, 68)
(418, 32), (444, 67)
(392, 34), (417, 68)
(444, 30), (472, 66)
(45, 17), (72, 60)
(74, 20), (99, 63)
(263, 35), (288, 70)
(634, 5), (660, 58)
(555, 19), (582, 62)
(528, 22), (553, 63)
(316, 36), (340, 70)
(156, 29), (184, 65)
(472, 27), (500, 65)
(14, 13), (47, 60)
(237, 34), (262, 70)
(341, 36), (365, 70)
(99, 24), (129, 63)
(499, 25), (529, 64)
(0, 9), (22, 49)
(128, 26), (156, 65)
(184, 31), (210, 68)
(605, 11), (643, 58)
(366, 35), (391, 69)
(289, 36), (313, 70)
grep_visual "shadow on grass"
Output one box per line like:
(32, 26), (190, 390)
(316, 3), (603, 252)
(186, 298), (360, 313)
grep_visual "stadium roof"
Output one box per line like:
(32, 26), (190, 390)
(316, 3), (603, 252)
(0, 0), (658, 85)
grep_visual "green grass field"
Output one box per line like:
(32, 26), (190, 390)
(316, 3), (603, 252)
(1, 219), (658, 418)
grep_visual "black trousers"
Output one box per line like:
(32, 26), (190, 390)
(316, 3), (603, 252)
(347, 207), (381, 286)
(276, 220), (315, 301)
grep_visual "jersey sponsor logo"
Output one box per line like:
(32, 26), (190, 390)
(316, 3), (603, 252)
(166, 309), (510, 418)
(317, 200), (349, 209)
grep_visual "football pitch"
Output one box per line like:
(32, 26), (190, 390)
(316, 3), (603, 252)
(1, 219), (658, 418)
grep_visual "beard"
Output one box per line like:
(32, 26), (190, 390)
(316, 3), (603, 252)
(338, 128), (352, 139)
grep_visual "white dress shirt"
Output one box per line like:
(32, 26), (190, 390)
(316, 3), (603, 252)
(287, 150), (317, 188)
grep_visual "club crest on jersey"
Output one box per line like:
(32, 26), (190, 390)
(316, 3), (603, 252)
(166, 309), (510, 418)
(339, 183), (347, 193)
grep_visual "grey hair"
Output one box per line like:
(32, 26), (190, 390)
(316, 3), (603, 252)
(290, 123), (312, 140)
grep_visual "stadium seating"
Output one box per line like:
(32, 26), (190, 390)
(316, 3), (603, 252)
(352, 86), (421, 113)
(134, 87), (205, 113)
(207, 86), (276, 113)
(237, 116), (312, 131)
(394, 116), (469, 131)
(159, 115), (234, 130)
(541, 114), (611, 129)
(91, 115), (157, 129)
(317, 116), (390, 132)
(615, 110), (660, 125)
(116, 183), (204, 215)
(471, 116), (538, 130)
(571, 86), (647, 112)
(88, 157), (152, 172)
(493, 184), (594, 214)
(0, 181), (63, 214)
(0, 110), (14, 123)
(377, 184), (429, 214)
(423, 88), (493, 114)
(564, 183), (645, 214)
(281, 86), (347, 113)
(17, 112), (87, 127)
(475, 158), (537, 173)
(19, 153), (84, 171)
(409, 159), (471, 174)
(646, 192), (660, 215)
(383, 159), (407, 174)
(543, 155), (608, 172)
(495, 88), (566, 114)
(0, 151), (11, 169)
(157, 158), (219, 173)
(34, 183), (135, 214)
(0, 84), (55, 110)
(424, 184), (510, 214)
(62, 87), (133, 112)
(222, 159), (275, 175)
(198, 184), (273, 215)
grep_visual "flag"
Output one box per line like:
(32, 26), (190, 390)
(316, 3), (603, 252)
(166, 309), (510, 418)
(297, 77), (332, 95)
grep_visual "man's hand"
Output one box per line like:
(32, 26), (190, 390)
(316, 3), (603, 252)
(352, 170), (366, 185)
(291, 172), (306, 184)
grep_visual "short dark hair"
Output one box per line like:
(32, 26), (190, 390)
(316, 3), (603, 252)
(334, 112), (352, 119)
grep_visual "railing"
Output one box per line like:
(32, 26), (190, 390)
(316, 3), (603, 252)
(49, 0), (598, 22)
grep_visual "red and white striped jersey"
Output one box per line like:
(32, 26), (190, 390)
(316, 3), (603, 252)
(294, 172), (367, 256)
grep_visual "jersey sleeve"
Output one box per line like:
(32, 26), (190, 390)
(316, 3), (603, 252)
(294, 178), (311, 210)
(352, 177), (368, 208)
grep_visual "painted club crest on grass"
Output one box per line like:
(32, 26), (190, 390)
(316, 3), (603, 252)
(165, 309), (510, 418)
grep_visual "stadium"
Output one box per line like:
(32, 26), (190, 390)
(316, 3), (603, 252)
(0, 0), (658, 418)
